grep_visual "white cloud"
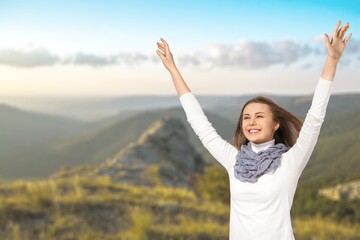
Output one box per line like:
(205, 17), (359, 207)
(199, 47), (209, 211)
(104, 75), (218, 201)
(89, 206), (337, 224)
(177, 40), (318, 69)
(0, 38), (358, 69)
(117, 52), (150, 65)
(0, 47), (59, 67)
(70, 52), (117, 67)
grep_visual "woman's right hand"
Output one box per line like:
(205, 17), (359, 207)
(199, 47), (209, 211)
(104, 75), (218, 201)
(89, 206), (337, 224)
(156, 38), (177, 72)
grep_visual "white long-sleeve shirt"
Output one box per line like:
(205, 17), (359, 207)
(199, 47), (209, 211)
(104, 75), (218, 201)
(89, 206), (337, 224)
(179, 78), (333, 240)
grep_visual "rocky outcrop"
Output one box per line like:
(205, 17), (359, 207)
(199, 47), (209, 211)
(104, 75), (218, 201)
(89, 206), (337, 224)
(318, 180), (360, 201)
(98, 117), (204, 188)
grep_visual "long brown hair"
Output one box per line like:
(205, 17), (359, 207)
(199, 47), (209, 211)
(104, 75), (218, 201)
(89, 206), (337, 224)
(234, 96), (303, 149)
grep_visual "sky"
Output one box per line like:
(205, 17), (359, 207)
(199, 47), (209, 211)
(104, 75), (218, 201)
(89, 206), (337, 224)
(0, 0), (359, 97)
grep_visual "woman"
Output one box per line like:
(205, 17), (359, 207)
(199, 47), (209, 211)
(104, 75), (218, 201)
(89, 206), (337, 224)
(156, 21), (351, 240)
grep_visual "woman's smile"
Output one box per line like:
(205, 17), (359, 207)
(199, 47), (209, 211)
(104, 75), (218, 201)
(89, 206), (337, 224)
(248, 129), (260, 134)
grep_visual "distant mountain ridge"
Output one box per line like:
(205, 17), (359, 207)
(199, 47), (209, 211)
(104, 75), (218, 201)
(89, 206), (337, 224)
(0, 104), (87, 152)
(0, 106), (232, 179)
(53, 117), (204, 188)
(3, 93), (360, 121)
(1, 93), (360, 185)
(209, 93), (360, 122)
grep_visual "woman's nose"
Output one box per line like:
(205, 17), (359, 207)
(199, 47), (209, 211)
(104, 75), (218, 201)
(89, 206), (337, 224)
(249, 119), (256, 126)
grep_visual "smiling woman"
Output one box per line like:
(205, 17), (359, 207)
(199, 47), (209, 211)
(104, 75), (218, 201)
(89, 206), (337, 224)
(156, 21), (352, 240)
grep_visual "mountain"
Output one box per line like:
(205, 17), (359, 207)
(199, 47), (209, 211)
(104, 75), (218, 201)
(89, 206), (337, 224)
(298, 107), (360, 186)
(0, 104), (87, 152)
(1, 93), (360, 181)
(209, 93), (360, 122)
(300, 126), (360, 185)
(53, 117), (204, 188)
(47, 106), (233, 168)
(2, 93), (360, 122)
(0, 104), (96, 180)
(0, 107), (233, 179)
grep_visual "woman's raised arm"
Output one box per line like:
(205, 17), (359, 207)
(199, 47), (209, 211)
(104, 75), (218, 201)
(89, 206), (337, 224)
(156, 38), (238, 170)
(284, 21), (352, 177)
(156, 38), (191, 96)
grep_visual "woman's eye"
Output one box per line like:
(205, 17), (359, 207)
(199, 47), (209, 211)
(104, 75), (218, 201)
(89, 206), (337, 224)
(257, 115), (264, 118)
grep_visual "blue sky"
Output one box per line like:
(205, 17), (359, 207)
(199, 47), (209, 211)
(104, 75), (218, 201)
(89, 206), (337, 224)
(0, 0), (359, 96)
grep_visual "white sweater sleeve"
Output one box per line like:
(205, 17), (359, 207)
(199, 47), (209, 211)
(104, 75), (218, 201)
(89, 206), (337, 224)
(179, 92), (238, 171)
(284, 77), (333, 178)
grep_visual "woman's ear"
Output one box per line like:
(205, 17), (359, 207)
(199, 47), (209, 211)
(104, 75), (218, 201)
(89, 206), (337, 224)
(274, 122), (280, 131)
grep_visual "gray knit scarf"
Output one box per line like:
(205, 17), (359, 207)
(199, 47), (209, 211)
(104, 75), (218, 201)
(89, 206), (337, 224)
(234, 142), (288, 183)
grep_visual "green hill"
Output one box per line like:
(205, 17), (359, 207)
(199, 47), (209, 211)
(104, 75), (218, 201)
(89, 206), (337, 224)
(0, 107), (234, 179)
(0, 104), (87, 151)
(0, 104), (93, 180)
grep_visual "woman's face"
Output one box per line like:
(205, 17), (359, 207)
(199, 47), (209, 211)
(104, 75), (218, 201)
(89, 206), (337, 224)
(242, 102), (279, 144)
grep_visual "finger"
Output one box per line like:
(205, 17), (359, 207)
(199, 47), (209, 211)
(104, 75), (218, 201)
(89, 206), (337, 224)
(339, 23), (350, 39)
(157, 42), (165, 48)
(156, 49), (164, 56)
(344, 33), (352, 44)
(161, 37), (168, 46)
(160, 38), (168, 48)
(156, 47), (165, 55)
(157, 43), (165, 52)
(156, 50), (166, 61)
(161, 38), (171, 55)
(324, 33), (331, 48)
(157, 42), (165, 50)
(332, 20), (341, 38)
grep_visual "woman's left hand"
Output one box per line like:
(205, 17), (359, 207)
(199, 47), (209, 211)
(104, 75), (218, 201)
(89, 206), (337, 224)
(324, 21), (352, 62)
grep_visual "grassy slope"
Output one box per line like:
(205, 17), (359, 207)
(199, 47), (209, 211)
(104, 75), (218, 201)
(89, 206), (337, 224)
(0, 176), (359, 240)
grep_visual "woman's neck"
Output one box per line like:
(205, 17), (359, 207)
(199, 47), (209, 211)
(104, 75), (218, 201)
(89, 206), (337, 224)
(250, 139), (275, 153)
